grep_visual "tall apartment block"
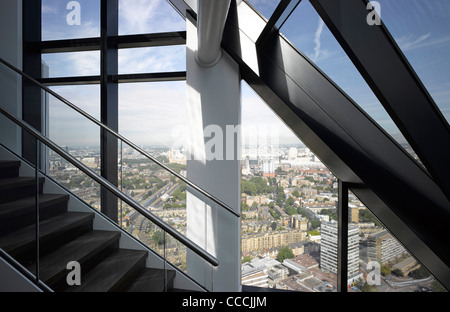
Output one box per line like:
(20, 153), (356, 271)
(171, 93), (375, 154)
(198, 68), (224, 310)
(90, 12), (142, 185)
(320, 222), (360, 281)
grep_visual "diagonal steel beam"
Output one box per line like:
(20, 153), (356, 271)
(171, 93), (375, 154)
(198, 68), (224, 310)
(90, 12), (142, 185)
(310, 0), (450, 202)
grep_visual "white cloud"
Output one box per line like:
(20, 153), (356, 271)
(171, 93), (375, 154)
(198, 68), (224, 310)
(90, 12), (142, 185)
(396, 33), (431, 51)
(396, 33), (450, 52)
(312, 18), (325, 62)
(118, 46), (185, 74)
(42, 51), (100, 77)
(42, 5), (58, 14)
(118, 0), (185, 35)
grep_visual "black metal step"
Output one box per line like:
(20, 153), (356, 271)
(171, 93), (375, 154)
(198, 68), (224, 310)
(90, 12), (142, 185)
(0, 176), (45, 204)
(0, 160), (21, 179)
(25, 230), (121, 291)
(0, 158), (187, 292)
(125, 268), (176, 292)
(64, 248), (148, 292)
(0, 194), (69, 235)
(0, 211), (94, 263)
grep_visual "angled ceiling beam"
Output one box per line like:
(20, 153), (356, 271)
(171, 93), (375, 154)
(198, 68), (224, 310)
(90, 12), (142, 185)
(310, 0), (450, 202)
(195, 0), (232, 67)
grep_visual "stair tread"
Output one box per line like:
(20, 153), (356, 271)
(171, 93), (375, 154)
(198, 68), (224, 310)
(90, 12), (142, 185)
(0, 176), (45, 190)
(25, 230), (121, 285)
(0, 160), (21, 168)
(125, 267), (176, 292)
(0, 211), (94, 254)
(65, 248), (148, 292)
(0, 194), (69, 218)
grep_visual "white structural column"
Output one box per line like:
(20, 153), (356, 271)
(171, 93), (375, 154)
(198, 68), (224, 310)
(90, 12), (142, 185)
(196, 0), (232, 67)
(185, 14), (241, 291)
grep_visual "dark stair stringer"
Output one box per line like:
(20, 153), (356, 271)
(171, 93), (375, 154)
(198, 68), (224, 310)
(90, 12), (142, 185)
(0, 160), (179, 292)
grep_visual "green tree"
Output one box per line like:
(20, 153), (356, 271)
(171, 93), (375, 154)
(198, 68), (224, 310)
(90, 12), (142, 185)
(307, 229), (320, 236)
(359, 209), (382, 227)
(362, 282), (378, 292)
(277, 186), (285, 199)
(152, 230), (165, 245)
(391, 268), (403, 277)
(286, 196), (295, 206)
(269, 209), (281, 220)
(285, 205), (297, 216)
(408, 266), (430, 279)
(270, 222), (277, 231)
(381, 264), (391, 277)
(310, 219), (321, 230)
(292, 190), (300, 198)
(276, 197), (284, 207)
(242, 256), (252, 264)
(241, 177), (274, 196)
(276, 246), (295, 262)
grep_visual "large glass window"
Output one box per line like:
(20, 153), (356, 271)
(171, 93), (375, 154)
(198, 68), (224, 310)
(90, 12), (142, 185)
(348, 191), (446, 292)
(118, 81), (187, 150)
(118, 46), (186, 74)
(241, 81), (339, 292)
(42, 51), (100, 78)
(245, 0), (281, 20)
(376, 0), (450, 124)
(42, 0), (100, 41)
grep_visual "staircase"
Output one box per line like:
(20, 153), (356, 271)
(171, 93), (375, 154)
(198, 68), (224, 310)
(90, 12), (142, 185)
(0, 159), (178, 292)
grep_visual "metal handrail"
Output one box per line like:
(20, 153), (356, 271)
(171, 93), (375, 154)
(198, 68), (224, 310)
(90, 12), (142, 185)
(0, 57), (240, 219)
(0, 248), (53, 292)
(0, 105), (219, 267)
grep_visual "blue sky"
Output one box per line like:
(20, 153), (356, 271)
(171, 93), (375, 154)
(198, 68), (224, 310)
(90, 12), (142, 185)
(41, 0), (450, 149)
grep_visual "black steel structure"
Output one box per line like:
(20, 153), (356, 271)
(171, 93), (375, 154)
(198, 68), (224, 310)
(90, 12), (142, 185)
(14, 0), (449, 291)
(175, 0), (450, 289)
(310, 0), (450, 204)
(337, 180), (348, 293)
(22, 0), (43, 167)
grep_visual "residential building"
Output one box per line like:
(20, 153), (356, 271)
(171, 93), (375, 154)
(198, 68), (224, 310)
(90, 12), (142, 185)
(320, 222), (360, 280)
(241, 230), (306, 254)
(367, 230), (406, 264)
(291, 215), (308, 231)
